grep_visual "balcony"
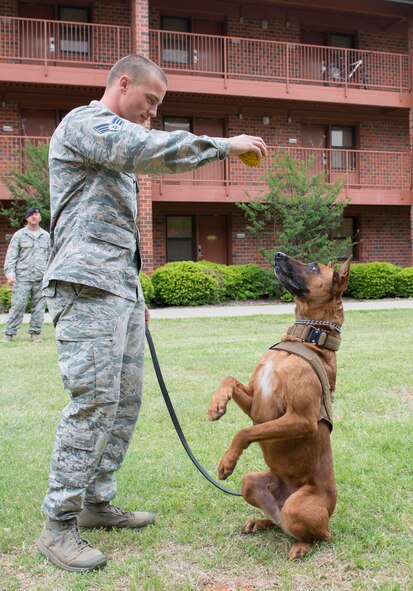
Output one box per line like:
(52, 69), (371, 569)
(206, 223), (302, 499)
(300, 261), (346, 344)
(0, 16), (131, 85)
(149, 30), (410, 108)
(0, 16), (409, 106)
(151, 146), (412, 205)
(0, 137), (410, 205)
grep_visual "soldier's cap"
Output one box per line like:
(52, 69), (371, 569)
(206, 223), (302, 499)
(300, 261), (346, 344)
(25, 207), (40, 219)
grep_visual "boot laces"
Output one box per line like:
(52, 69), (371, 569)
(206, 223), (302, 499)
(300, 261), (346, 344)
(106, 504), (134, 517)
(68, 520), (91, 548)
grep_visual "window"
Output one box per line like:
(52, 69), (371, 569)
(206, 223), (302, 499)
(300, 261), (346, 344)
(166, 216), (194, 262)
(59, 7), (90, 56)
(331, 125), (356, 170)
(329, 34), (354, 49)
(164, 116), (191, 133)
(161, 16), (190, 66)
(332, 217), (357, 259)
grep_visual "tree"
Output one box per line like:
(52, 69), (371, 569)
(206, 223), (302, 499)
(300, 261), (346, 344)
(0, 141), (50, 230)
(237, 151), (352, 265)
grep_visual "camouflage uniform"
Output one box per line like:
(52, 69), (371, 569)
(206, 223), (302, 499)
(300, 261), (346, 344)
(3, 226), (50, 336)
(42, 100), (231, 519)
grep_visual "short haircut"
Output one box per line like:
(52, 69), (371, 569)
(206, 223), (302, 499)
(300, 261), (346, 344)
(107, 54), (168, 87)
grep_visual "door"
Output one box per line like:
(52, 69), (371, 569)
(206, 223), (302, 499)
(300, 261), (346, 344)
(193, 118), (225, 183)
(192, 19), (223, 74)
(300, 30), (326, 82)
(21, 109), (57, 137)
(197, 215), (228, 264)
(301, 124), (327, 175)
(19, 3), (55, 61)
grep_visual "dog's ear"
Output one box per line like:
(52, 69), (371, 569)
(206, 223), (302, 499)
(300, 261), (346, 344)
(335, 256), (352, 291)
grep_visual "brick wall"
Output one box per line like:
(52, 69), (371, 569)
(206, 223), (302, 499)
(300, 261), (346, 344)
(137, 176), (154, 273)
(227, 17), (299, 43)
(0, 0), (18, 16)
(348, 205), (411, 266)
(93, 1), (130, 26)
(360, 121), (409, 151)
(358, 31), (407, 53)
(0, 212), (15, 282)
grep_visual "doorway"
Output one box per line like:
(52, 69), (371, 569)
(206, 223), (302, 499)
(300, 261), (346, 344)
(197, 215), (228, 264)
(301, 123), (358, 184)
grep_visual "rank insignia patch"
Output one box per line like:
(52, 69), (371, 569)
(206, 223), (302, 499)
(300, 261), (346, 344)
(94, 116), (125, 134)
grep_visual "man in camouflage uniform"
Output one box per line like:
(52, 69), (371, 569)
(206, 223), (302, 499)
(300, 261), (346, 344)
(37, 54), (267, 572)
(1, 207), (50, 343)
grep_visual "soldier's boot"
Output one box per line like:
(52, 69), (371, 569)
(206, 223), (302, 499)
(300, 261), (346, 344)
(0, 335), (13, 343)
(37, 518), (107, 572)
(30, 333), (43, 342)
(77, 502), (155, 530)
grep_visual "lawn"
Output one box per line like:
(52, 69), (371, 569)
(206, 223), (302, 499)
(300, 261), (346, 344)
(0, 309), (412, 591)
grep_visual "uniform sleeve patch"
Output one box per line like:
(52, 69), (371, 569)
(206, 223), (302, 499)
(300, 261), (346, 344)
(94, 116), (125, 134)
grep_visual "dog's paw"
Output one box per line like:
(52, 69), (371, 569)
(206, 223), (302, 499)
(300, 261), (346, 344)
(242, 519), (275, 534)
(208, 399), (227, 421)
(218, 455), (236, 480)
(288, 541), (314, 560)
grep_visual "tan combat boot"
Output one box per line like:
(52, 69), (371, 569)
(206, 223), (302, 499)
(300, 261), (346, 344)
(30, 333), (43, 342)
(77, 502), (155, 530)
(0, 335), (13, 343)
(37, 518), (107, 572)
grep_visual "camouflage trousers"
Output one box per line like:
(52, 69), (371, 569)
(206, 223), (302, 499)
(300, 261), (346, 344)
(4, 278), (46, 336)
(42, 281), (145, 521)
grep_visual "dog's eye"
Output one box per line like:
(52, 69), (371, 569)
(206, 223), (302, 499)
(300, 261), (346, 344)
(308, 262), (318, 271)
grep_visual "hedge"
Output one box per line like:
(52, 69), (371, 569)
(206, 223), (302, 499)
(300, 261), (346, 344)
(151, 261), (219, 306)
(1, 262), (411, 312)
(139, 272), (154, 303)
(344, 262), (403, 299)
(395, 266), (413, 297)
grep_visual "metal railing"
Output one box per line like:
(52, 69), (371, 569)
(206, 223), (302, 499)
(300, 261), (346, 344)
(0, 17), (408, 94)
(154, 146), (411, 194)
(0, 138), (409, 196)
(150, 30), (409, 94)
(0, 16), (131, 67)
(0, 136), (50, 177)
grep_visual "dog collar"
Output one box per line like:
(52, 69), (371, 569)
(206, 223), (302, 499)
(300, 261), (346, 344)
(286, 323), (341, 351)
(293, 319), (342, 333)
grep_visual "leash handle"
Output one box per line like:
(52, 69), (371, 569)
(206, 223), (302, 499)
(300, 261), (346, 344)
(145, 327), (242, 497)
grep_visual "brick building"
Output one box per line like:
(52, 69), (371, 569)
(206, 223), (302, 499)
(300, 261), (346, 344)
(0, 0), (412, 277)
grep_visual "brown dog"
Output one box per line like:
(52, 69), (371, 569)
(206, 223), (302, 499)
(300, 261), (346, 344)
(208, 251), (351, 559)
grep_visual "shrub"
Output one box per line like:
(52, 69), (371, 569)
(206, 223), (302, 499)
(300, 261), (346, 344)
(139, 272), (154, 304)
(195, 261), (228, 302)
(0, 283), (12, 312)
(197, 262), (271, 301)
(151, 261), (218, 306)
(262, 269), (294, 301)
(395, 266), (413, 297)
(345, 262), (402, 299)
(219, 264), (269, 301)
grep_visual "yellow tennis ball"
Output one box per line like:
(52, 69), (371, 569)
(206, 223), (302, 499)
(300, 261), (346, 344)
(239, 151), (261, 167)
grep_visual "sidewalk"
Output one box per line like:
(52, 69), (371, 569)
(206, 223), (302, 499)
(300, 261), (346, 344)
(1, 298), (412, 324)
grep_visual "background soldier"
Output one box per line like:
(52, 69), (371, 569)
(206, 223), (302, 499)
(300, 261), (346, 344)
(1, 207), (50, 343)
(37, 54), (267, 573)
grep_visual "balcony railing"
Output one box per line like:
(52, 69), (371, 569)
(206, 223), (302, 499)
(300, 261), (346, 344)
(0, 136), (50, 178)
(0, 17), (408, 94)
(154, 146), (411, 195)
(150, 30), (409, 94)
(0, 16), (131, 67)
(0, 138), (410, 199)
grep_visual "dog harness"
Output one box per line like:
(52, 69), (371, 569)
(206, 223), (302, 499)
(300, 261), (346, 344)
(269, 339), (334, 431)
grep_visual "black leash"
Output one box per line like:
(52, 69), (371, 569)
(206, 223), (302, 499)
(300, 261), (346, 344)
(145, 326), (242, 497)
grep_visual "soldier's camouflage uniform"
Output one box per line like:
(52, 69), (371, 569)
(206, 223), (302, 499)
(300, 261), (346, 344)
(42, 100), (231, 520)
(3, 226), (50, 336)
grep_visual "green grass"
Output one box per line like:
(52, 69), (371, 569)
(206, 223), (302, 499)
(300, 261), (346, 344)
(0, 309), (412, 590)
